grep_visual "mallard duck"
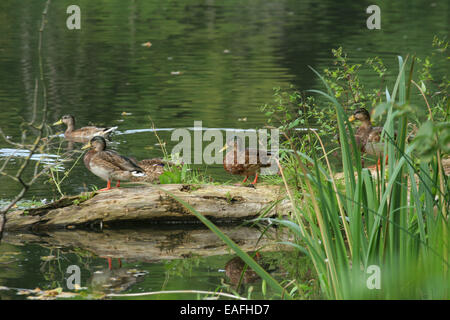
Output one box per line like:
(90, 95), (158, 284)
(225, 253), (261, 286)
(348, 108), (386, 167)
(90, 264), (145, 293)
(128, 158), (173, 183)
(53, 115), (117, 141)
(220, 137), (271, 186)
(82, 136), (145, 191)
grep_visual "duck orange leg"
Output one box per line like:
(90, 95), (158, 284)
(104, 257), (122, 270)
(370, 155), (388, 171)
(251, 173), (259, 185)
(234, 176), (248, 186)
(98, 180), (113, 191)
(379, 155), (388, 169)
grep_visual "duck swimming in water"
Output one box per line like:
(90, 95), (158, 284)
(54, 115), (117, 142)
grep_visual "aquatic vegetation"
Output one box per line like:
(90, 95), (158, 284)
(266, 53), (449, 299)
(169, 42), (449, 299)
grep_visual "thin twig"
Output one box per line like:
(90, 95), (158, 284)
(0, 0), (52, 241)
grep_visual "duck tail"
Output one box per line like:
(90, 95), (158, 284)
(103, 126), (118, 135)
(131, 170), (146, 177)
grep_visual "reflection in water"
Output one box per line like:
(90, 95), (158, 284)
(3, 226), (286, 262)
(224, 254), (261, 286)
(90, 261), (147, 294)
(0, 226), (288, 299)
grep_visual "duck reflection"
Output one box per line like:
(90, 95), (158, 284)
(90, 258), (147, 293)
(224, 252), (262, 286)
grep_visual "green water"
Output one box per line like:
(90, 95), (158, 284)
(0, 243), (259, 300)
(0, 0), (448, 299)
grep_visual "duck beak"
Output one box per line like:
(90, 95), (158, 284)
(219, 145), (228, 153)
(348, 115), (356, 122)
(53, 119), (63, 126)
(81, 142), (92, 150)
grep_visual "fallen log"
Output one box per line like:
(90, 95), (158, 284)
(5, 184), (289, 231)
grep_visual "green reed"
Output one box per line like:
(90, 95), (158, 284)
(269, 57), (449, 299)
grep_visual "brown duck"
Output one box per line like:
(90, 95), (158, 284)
(129, 158), (174, 183)
(54, 115), (117, 142)
(82, 136), (145, 191)
(348, 108), (386, 167)
(225, 253), (261, 286)
(220, 137), (271, 185)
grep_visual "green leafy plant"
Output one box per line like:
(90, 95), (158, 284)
(265, 55), (449, 299)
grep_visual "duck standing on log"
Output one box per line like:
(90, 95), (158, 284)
(220, 136), (271, 186)
(53, 115), (117, 142)
(82, 136), (146, 191)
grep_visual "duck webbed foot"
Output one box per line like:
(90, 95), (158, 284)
(98, 180), (113, 191)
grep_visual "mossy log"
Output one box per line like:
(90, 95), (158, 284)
(5, 184), (289, 231)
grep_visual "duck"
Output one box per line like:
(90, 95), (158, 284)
(82, 136), (146, 191)
(225, 253), (262, 286)
(128, 158), (173, 183)
(220, 136), (271, 186)
(90, 263), (146, 293)
(53, 115), (117, 142)
(347, 108), (388, 167)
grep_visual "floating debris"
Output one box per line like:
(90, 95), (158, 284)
(171, 71), (182, 75)
(141, 41), (152, 48)
(73, 284), (87, 291)
(40, 255), (57, 262)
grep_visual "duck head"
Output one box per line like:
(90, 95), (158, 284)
(53, 114), (75, 127)
(82, 136), (107, 151)
(349, 108), (371, 123)
(219, 136), (244, 153)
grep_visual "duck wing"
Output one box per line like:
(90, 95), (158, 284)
(98, 150), (144, 173)
(246, 148), (272, 168)
(367, 127), (383, 143)
(70, 126), (117, 139)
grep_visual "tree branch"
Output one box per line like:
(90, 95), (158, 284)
(0, 0), (52, 241)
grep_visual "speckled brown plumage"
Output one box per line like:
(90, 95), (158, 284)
(225, 255), (261, 285)
(82, 136), (145, 191)
(349, 108), (384, 156)
(128, 158), (173, 183)
(222, 137), (271, 185)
